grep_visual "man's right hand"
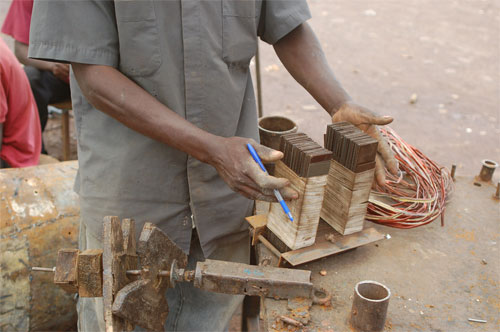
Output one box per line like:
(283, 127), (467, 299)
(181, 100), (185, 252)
(51, 63), (70, 83)
(208, 137), (299, 202)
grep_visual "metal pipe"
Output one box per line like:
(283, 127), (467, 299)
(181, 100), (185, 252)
(478, 159), (498, 182)
(32, 267), (173, 277)
(125, 269), (171, 277)
(350, 280), (391, 331)
(255, 42), (263, 118)
(451, 164), (456, 181)
(31, 267), (56, 272)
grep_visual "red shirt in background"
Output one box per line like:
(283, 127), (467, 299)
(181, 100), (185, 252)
(0, 37), (41, 167)
(1, 0), (33, 44)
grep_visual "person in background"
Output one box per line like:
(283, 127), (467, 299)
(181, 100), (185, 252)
(0, 37), (41, 168)
(1, 0), (70, 154)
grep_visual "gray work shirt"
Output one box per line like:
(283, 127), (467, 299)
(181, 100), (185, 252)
(29, 0), (311, 256)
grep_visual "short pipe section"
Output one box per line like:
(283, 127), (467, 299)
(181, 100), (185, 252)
(478, 159), (498, 182)
(350, 280), (391, 332)
(258, 116), (297, 175)
(258, 116), (297, 149)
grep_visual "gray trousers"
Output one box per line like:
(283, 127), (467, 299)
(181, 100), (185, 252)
(77, 221), (250, 332)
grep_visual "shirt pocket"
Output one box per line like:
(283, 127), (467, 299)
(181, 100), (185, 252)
(222, 0), (258, 67)
(114, 0), (162, 77)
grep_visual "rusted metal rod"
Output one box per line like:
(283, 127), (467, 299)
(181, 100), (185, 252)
(451, 164), (456, 181)
(32, 266), (193, 281)
(279, 315), (304, 328)
(255, 42), (263, 118)
(125, 269), (170, 277)
(31, 267), (56, 272)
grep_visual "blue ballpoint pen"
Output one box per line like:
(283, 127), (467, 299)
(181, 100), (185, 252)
(246, 143), (294, 222)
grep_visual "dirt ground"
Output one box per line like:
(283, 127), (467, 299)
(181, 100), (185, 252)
(1, 0), (499, 331)
(259, 176), (500, 332)
(255, 0), (500, 180)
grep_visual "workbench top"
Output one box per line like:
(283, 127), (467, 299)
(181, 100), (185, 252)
(259, 176), (499, 332)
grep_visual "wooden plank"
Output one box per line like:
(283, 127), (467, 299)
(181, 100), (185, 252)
(281, 226), (385, 266)
(78, 249), (103, 297)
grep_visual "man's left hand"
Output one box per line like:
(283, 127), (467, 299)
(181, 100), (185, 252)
(332, 101), (399, 186)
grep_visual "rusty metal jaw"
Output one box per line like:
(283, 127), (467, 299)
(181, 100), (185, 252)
(110, 222), (313, 330)
(108, 220), (188, 331)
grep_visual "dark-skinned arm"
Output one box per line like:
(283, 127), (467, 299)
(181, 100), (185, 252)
(273, 23), (398, 185)
(15, 41), (69, 81)
(71, 63), (298, 202)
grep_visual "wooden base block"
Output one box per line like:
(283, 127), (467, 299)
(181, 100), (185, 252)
(267, 161), (327, 250)
(321, 160), (374, 235)
(247, 215), (386, 267)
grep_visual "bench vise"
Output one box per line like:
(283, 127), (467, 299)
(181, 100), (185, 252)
(33, 217), (313, 331)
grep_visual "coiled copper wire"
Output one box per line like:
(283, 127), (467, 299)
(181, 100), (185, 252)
(367, 127), (454, 228)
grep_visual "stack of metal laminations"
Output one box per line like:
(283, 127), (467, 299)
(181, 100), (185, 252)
(267, 133), (332, 250)
(321, 122), (378, 235)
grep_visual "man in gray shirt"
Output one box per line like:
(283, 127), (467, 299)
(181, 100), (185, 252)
(29, 0), (398, 330)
